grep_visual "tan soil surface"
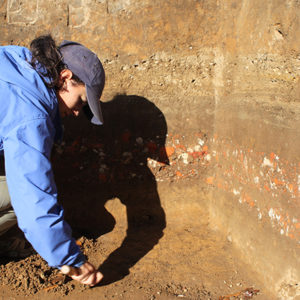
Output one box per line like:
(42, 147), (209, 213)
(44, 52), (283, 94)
(0, 181), (271, 300)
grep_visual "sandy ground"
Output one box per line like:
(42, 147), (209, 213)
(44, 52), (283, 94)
(0, 179), (272, 300)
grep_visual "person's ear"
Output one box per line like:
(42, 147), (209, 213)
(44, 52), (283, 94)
(58, 69), (73, 87)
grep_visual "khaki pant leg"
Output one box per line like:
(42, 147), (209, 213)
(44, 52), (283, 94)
(0, 168), (17, 236)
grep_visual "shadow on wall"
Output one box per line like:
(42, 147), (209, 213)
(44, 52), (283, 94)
(53, 94), (168, 285)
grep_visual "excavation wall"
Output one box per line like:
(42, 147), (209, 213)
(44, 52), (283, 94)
(1, 1), (299, 298)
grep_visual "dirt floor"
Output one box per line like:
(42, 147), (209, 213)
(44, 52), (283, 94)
(0, 179), (271, 300)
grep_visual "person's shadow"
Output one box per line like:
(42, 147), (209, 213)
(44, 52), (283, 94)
(53, 94), (168, 285)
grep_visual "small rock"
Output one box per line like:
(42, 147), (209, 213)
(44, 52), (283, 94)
(136, 137), (143, 145)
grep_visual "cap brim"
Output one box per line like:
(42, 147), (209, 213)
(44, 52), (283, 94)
(86, 84), (104, 125)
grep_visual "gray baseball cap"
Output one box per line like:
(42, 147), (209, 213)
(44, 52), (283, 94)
(59, 40), (105, 125)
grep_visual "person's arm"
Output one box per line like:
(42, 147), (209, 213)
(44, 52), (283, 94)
(3, 117), (84, 267)
(4, 117), (103, 285)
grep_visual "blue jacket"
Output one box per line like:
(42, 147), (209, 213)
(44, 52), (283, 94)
(0, 45), (85, 268)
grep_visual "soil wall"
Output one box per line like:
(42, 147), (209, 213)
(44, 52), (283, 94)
(1, 0), (299, 298)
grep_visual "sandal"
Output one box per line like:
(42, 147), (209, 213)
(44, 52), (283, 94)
(0, 236), (34, 258)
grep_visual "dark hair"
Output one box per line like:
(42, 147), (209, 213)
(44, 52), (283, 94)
(29, 34), (83, 89)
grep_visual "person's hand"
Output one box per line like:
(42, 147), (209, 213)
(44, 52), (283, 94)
(70, 262), (103, 286)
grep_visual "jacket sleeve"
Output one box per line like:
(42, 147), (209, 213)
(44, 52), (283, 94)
(3, 117), (86, 268)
